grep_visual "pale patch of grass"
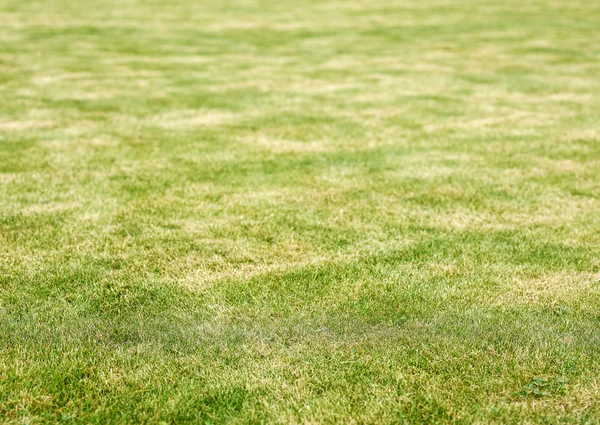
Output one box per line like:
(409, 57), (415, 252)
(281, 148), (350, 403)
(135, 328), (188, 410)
(0, 120), (54, 131)
(150, 110), (245, 129)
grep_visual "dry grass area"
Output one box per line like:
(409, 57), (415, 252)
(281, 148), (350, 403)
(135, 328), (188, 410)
(1, 0), (600, 423)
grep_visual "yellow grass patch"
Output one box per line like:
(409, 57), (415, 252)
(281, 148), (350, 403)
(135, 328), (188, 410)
(0, 120), (53, 131)
(149, 110), (244, 129)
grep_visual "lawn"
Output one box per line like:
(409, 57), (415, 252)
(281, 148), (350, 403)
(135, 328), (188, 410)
(1, 0), (600, 423)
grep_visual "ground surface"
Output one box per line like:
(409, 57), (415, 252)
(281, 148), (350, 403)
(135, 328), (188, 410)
(1, 0), (600, 423)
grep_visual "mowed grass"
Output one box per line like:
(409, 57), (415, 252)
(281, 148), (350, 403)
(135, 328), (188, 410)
(1, 0), (600, 423)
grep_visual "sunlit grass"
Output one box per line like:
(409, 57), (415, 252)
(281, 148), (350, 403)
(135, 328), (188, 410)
(1, 0), (600, 423)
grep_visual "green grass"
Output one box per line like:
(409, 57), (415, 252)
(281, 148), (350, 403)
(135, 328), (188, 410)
(1, 0), (600, 423)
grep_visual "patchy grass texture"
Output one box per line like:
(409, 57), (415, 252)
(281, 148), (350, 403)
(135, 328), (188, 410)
(1, 0), (600, 423)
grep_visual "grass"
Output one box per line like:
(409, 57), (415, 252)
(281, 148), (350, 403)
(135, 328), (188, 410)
(1, 0), (600, 423)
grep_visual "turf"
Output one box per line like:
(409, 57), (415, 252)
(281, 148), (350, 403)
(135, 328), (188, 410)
(1, 0), (600, 423)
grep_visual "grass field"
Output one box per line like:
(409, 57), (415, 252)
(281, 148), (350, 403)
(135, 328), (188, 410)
(1, 0), (600, 423)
